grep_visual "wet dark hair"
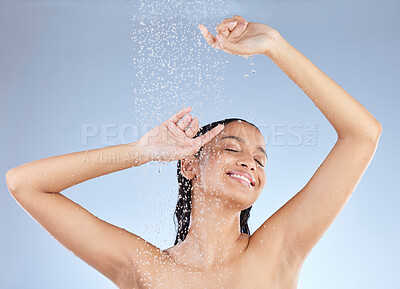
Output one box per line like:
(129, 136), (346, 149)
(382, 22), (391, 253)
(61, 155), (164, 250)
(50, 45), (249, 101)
(174, 118), (261, 245)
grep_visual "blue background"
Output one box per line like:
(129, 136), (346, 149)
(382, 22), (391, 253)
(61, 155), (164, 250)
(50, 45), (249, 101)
(1, 0), (398, 288)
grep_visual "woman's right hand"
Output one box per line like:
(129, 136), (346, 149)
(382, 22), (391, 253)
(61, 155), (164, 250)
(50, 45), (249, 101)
(136, 107), (224, 162)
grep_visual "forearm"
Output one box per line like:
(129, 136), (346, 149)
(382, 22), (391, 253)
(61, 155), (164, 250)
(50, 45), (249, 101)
(6, 141), (148, 194)
(264, 33), (382, 141)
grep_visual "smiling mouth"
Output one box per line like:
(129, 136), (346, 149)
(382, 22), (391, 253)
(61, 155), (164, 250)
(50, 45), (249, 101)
(226, 173), (253, 188)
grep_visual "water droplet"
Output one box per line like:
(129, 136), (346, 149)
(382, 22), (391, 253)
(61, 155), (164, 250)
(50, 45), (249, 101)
(251, 70), (256, 74)
(244, 74), (249, 78)
(225, 61), (229, 64)
(248, 110), (251, 114)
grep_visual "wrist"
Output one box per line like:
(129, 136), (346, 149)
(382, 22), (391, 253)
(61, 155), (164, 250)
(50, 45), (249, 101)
(262, 31), (285, 58)
(128, 141), (151, 166)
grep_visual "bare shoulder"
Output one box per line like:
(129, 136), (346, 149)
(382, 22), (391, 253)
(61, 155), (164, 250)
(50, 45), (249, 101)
(120, 237), (172, 288)
(246, 219), (302, 284)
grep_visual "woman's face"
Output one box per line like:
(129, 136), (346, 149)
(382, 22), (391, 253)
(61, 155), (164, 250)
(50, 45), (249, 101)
(193, 121), (267, 210)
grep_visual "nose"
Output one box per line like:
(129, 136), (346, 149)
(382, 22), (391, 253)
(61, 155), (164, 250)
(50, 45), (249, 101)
(236, 155), (256, 171)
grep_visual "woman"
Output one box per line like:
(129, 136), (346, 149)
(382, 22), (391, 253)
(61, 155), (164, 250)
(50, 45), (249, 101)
(6, 15), (382, 289)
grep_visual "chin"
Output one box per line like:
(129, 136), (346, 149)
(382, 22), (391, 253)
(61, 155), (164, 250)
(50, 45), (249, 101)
(222, 188), (258, 211)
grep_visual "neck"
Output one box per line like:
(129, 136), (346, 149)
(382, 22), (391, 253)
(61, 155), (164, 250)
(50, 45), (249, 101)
(172, 186), (250, 270)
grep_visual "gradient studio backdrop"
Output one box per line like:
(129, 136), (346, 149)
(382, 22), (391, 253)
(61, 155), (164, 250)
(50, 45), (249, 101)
(1, 0), (398, 288)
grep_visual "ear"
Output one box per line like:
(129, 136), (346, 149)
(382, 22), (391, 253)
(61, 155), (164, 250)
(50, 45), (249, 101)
(180, 155), (198, 180)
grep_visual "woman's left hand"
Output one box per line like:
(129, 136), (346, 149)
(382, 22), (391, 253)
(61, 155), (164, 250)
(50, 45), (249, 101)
(199, 15), (280, 57)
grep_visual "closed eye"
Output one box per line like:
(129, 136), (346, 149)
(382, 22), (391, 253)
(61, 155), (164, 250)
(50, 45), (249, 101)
(225, 149), (264, 167)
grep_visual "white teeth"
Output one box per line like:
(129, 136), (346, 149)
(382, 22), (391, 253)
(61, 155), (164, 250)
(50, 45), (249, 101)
(229, 174), (252, 186)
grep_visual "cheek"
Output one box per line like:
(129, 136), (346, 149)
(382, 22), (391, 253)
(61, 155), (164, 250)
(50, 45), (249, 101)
(216, 151), (234, 162)
(204, 150), (227, 164)
(199, 152), (229, 180)
(199, 153), (221, 173)
(258, 171), (267, 187)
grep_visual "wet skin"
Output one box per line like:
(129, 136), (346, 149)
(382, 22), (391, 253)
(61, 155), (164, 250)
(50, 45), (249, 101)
(119, 122), (299, 289)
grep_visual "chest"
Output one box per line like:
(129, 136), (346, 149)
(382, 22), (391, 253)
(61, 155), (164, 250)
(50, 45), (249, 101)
(126, 253), (293, 289)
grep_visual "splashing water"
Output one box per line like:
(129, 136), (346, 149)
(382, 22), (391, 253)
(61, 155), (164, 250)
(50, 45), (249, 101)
(241, 55), (256, 78)
(130, 0), (231, 129)
(130, 0), (232, 250)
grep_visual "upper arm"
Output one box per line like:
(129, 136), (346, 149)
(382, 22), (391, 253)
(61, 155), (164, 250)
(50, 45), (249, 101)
(7, 182), (153, 287)
(251, 132), (381, 269)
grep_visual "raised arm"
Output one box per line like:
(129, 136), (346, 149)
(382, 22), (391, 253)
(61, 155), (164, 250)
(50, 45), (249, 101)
(6, 106), (224, 287)
(199, 15), (381, 139)
(264, 30), (381, 140)
(255, 27), (382, 268)
(199, 15), (382, 270)
(6, 142), (149, 287)
(6, 143), (147, 194)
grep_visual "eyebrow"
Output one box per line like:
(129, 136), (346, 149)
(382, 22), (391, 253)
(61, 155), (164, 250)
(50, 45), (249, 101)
(220, 136), (268, 160)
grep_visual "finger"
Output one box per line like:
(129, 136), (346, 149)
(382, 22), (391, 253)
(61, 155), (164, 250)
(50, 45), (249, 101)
(199, 24), (218, 47)
(229, 21), (248, 39)
(164, 120), (187, 139)
(185, 117), (199, 139)
(168, 106), (192, 124)
(230, 15), (248, 38)
(195, 124), (225, 147)
(218, 30), (229, 39)
(216, 21), (237, 39)
(216, 21), (237, 34)
(177, 114), (192, 131)
(232, 15), (247, 23)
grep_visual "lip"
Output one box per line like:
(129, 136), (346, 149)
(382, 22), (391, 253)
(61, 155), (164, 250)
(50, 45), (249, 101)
(226, 170), (256, 187)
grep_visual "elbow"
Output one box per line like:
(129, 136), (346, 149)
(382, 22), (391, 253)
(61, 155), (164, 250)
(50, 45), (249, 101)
(6, 168), (22, 195)
(375, 121), (383, 137)
(339, 121), (383, 144)
(370, 121), (383, 142)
